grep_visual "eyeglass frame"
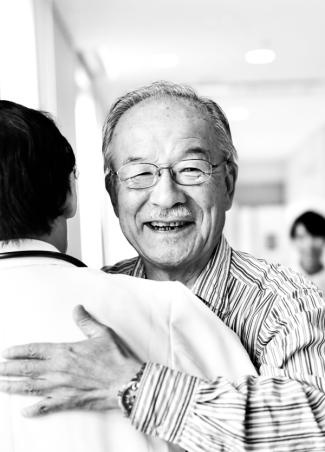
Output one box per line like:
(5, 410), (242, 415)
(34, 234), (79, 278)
(106, 158), (229, 189)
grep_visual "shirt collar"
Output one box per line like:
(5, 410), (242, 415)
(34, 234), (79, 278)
(131, 235), (232, 313)
(130, 256), (147, 278)
(0, 239), (60, 253)
(192, 235), (232, 313)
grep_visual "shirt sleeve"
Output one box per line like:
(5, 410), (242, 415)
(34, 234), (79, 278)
(129, 288), (325, 451)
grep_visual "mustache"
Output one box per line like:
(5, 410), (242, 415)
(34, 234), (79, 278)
(146, 206), (193, 221)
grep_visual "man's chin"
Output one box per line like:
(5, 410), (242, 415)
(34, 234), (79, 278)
(143, 250), (193, 270)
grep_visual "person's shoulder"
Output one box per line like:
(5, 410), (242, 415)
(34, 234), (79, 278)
(304, 267), (325, 294)
(231, 247), (321, 296)
(102, 256), (139, 275)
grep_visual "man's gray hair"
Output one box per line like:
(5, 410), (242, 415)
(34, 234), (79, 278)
(102, 81), (238, 173)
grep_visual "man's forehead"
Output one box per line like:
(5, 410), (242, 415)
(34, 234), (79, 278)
(113, 97), (214, 139)
(109, 97), (222, 167)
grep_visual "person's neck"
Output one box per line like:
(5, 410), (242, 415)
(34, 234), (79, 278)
(37, 216), (68, 253)
(144, 254), (213, 289)
(144, 266), (197, 288)
(300, 260), (323, 276)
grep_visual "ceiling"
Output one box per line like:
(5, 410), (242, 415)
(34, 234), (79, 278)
(53, 0), (325, 161)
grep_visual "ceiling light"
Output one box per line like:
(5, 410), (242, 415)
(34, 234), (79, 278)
(245, 48), (276, 65)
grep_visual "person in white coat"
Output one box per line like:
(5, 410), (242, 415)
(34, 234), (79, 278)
(0, 100), (256, 452)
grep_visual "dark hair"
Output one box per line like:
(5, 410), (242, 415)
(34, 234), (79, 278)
(0, 100), (75, 241)
(290, 211), (325, 239)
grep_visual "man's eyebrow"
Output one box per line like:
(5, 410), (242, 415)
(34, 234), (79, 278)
(122, 156), (146, 165)
(121, 147), (210, 166)
(183, 147), (210, 157)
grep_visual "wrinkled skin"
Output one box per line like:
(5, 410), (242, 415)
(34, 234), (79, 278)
(0, 305), (142, 416)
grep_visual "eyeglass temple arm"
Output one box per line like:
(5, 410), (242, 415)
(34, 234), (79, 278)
(211, 159), (230, 172)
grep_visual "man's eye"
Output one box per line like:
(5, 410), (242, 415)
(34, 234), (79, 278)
(180, 167), (202, 174)
(134, 171), (154, 177)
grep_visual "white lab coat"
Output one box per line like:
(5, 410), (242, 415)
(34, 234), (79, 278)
(0, 240), (256, 452)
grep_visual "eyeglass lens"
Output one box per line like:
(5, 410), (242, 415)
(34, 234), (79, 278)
(118, 159), (213, 188)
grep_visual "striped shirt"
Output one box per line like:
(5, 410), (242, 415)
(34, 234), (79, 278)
(104, 235), (325, 451)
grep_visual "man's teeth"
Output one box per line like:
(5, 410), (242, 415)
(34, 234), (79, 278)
(149, 221), (188, 230)
(151, 221), (185, 227)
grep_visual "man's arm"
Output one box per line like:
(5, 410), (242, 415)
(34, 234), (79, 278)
(131, 367), (325, 451)
(1, 296), (325, 450)
(127, 290), (325, 451)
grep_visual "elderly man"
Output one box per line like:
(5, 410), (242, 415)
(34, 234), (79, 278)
(1, 83), (325, 451)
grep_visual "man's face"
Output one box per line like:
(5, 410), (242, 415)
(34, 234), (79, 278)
(108, 98), (236, 274)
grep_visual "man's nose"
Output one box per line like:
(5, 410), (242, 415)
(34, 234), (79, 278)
(149, 169), (187, 208)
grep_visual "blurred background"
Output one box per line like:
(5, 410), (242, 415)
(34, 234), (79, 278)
(1, 0), (325, 269)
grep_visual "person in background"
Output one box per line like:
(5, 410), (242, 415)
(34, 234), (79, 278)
(0, 100), (256, 452)
(290, 210), (325, 293)
(1, 83), (325, 451)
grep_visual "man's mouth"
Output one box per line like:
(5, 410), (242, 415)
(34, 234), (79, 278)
(145, 220), (193, 232)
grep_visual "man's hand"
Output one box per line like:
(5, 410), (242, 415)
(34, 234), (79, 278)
(0, 305), (142, 416)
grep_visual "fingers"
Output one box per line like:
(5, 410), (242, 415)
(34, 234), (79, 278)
(0, 378), (54, 396)
(73, 304), (108, 339)
(22, 390), (112, 417)
(0, 370), (99, 395)
(0, 359), (48, 377)
(2, 342), (54, 360)
(22, 397), (64, 417)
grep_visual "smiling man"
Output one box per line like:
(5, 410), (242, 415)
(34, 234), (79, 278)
(104, 92), (236, 285)
(1, 82), (325, 451)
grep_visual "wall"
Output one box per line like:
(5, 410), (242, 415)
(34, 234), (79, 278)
(286, 125), (325, 213)
(284, 125), (325, 267)
(53, 8), (81, 259)
(32, 0), (82, 258)
(0, 0), (39, 106)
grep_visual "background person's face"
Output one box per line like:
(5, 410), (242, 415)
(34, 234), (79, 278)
(294, 223), (325, 273)
(109, 98), (236, 275)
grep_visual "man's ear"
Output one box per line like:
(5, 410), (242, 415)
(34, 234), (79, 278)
(63, 172), (78, 219)
(224, 162), (238, 211)
(105, 174), (119, 217)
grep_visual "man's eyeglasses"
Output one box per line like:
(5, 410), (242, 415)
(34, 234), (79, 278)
(110, 158), (227, 189)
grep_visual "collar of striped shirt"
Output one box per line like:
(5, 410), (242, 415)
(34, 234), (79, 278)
(127, 235), (231, 313)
